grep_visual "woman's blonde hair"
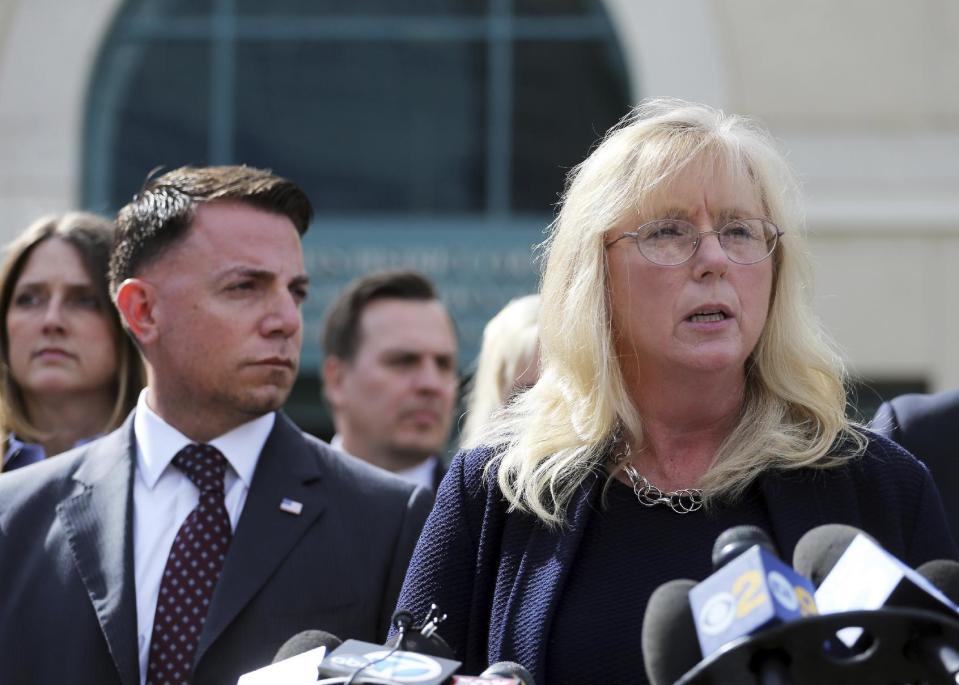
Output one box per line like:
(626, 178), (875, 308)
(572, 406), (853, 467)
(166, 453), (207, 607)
(461, 294), (540, 446)
(0, 212), (145, 462)
(478, 98), (865, 526)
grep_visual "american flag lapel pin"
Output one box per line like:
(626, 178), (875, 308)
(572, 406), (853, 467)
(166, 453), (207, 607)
(279, 497), (303, 515)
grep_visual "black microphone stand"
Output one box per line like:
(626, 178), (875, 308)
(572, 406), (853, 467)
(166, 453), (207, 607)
(676, 608), (959, 684)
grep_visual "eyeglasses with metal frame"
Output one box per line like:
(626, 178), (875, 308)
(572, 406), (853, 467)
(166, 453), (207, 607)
(604, 218), (783, 266)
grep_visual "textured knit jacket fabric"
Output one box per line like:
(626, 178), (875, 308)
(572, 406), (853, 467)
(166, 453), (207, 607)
(395, 431), (958, 681)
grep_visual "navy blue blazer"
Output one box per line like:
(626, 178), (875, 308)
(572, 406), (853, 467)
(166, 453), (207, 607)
(0, 411), (433, 685)
(395, 431), (957, 681)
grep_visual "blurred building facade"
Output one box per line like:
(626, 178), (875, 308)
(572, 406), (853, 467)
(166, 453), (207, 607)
(2, 0), (957, 428)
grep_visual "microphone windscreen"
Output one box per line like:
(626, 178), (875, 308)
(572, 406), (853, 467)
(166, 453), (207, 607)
(916, 559), (959, 604)
(792, 523), (876, 587)
(384, 627), (455, 660)
(480, 661), (535, 685)
(711, 524), (776, 570)
(272, 629), (342, 663)
(392, 608), (415, 631)
(642, 578), (699, 685)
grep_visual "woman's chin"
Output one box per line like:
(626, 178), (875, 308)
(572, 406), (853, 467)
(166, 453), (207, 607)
(21, 375), (100, 398)
(672, 349), (750, 377)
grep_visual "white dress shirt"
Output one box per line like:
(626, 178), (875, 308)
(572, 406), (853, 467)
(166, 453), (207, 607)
(330, 433), (439, 491)
(132, 389), (275, 685)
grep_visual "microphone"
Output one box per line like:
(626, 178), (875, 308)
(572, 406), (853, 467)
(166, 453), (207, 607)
(273, 629), (343, 663)
(237, 629), (343, 684)
(450, 661), (535, 684)
(913, 560), (959, 678)
(384, 606), (455, 659)
(318, 640), (460, 685)
(790, 523), (865, 587)
(712, 525), (778, 569)
(318, 605), (461, 685)
(673, 608), (959, 684)
(479, 661), (535, 684)
(641, 578), (701, 685)
(917, 559), (959, 603)
(689, 525), (817, 658)
(391, 609), (415, 635)
(658, 531), (959, 684)
(793, 524), (959, 618)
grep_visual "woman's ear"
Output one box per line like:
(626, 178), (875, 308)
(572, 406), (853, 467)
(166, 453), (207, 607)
(114, 278), (159, 346)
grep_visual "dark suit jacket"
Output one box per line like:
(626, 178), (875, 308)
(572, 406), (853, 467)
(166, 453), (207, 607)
(395, 432), (957, 681)
(431, 458), (448, 493)
(0, 411), (433, 685)
(873, 389), (959, 540)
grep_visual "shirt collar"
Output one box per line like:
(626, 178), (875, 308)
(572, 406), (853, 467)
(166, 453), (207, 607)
(134, 388), (275, 490)
(3, 434), (45, 468)
(330, 433), (437, 490)
(396, 455), (439, 490)
(3, 431), (102, 468)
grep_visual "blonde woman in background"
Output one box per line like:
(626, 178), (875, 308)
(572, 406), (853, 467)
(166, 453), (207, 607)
(395, 99), (956, 682)
(460, 294), (540, 446)
(0, 212), (143, 472)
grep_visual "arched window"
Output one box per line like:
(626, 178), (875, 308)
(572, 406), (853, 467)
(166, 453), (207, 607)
(84, 0), (631, 429)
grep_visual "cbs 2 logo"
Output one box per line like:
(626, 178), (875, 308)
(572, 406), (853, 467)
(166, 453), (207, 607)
(732, 570), (817, 618)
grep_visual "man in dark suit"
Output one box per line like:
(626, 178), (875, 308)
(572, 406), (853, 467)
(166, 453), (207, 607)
(321, 271), (458, 492)
(0, 166), (432, 685)
(872, 389), (959, 539)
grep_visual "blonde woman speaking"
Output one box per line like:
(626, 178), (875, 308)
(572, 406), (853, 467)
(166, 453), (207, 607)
(395, 99), (956, 683)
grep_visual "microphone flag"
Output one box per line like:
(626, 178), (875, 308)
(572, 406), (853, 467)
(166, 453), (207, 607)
(236, 646), (328, 684)
(815, 533), (959, 615)
(689, 544), (817, 657)
(319, 639), (461, 685)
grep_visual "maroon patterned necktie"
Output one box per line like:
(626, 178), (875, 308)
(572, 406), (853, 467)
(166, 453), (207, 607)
(146, 443), (232, 685)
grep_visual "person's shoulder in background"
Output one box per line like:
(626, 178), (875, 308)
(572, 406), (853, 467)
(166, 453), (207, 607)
(869, 389), (959, 536)
(858, 420), (959, 563)
(871, 389), (959, 446)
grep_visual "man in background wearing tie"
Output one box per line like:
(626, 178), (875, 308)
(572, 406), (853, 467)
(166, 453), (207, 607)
(0, 166), (432, 685)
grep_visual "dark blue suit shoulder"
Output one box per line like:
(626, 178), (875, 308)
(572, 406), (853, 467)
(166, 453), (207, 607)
(892, 389), (959, 418)
(0, 442), (94, 515)
(306, 431), (428, 504)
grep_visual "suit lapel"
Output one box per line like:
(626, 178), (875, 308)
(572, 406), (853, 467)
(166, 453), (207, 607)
(56, 417), (140, 685)
(195, 414), (326, 661)
(493, 472), (600, 677)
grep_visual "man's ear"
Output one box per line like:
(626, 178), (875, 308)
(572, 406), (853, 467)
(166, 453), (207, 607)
(321, 356), (348, 408)
(115, 278), (159, 346)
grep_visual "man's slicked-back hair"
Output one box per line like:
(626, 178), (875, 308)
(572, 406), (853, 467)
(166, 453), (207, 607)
(322, 270), (438, 362)
(109, 165), (312, 292)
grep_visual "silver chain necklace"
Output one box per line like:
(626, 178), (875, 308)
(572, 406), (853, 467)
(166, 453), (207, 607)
(613, 436), (705, 515)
